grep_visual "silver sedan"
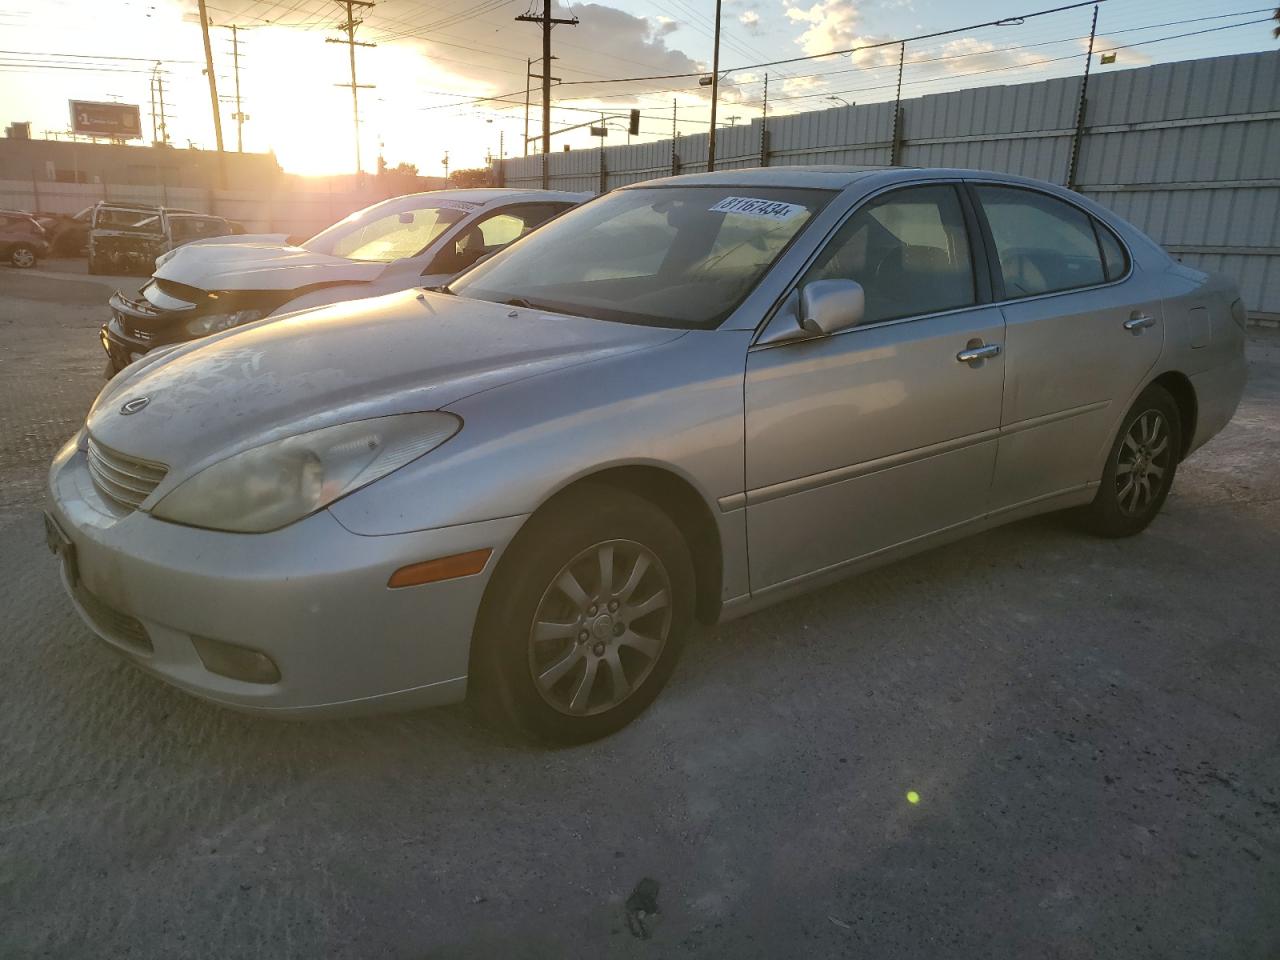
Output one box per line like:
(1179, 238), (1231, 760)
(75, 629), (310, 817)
(45, 166), (1248, 742)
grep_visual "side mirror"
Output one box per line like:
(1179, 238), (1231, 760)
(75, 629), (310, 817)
(800, 279), (864, 335)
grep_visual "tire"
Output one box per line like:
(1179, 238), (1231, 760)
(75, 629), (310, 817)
(9, 244), (36, 268)
(471, 484), (695, 744)
(1077, 383), (1181, 538)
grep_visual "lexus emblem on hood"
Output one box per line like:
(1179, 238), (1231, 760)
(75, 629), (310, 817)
(120, 396), (151, 415)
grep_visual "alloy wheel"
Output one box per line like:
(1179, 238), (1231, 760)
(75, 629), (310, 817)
(11, 247), (35, 268)
(1115, 409), (1172, 517)
(527, 539), (672, 717)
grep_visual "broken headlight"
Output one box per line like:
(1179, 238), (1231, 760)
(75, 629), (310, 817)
(185, 309), (266, 336)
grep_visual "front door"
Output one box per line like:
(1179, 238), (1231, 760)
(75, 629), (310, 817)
(744, 183), (1006, 591)
(969, 183), (1165, 510)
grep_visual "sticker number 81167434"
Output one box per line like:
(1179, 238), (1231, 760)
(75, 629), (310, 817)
(709, 196), (806, 220)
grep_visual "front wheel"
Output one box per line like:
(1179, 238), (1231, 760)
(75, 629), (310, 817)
(9, 244), (36, 268)
(1077, 384), (1181, 538)
(471, 484), (695, 744)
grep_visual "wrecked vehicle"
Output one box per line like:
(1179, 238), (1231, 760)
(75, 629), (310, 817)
(99, 188), (588, 375)
(88, 203), (243, 276)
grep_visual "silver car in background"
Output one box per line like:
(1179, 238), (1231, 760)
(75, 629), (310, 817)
(45, 166), (1248, 742)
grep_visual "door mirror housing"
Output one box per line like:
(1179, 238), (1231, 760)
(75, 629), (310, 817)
(800, 279), (864, 335)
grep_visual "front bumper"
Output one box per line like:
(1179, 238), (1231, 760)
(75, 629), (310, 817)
(46, 435), (526, 717)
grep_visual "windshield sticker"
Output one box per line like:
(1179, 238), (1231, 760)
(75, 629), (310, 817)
(709, 196), (806, 220)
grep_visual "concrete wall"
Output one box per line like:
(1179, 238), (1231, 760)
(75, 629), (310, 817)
(0, 139), (281, 190)
(499, 51), (1280, 317)
(0, 173), (452, 238)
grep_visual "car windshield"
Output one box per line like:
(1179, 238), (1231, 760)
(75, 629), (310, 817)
(448, 185), (834, 328)
(94, 208), (163, 234)
(302, 198), (473, 262)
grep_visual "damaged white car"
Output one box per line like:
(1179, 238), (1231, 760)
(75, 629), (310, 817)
(99, 188), (588, 375)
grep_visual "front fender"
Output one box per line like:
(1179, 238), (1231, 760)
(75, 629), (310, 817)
(327, 329), (749, 536)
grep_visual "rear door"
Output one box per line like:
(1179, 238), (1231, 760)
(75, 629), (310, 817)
(969, 183), (1164, 510)
(744, 182), (1006, 591)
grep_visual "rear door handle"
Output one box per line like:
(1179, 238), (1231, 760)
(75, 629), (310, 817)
(956, 342), (1002, 364)
(1124, 313), (1155, 333)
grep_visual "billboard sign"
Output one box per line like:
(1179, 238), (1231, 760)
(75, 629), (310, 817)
(69, 100), (142, 139)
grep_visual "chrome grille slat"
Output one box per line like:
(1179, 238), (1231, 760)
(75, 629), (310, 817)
(86, 445), (163, 489)
(85, 437), (168, 512)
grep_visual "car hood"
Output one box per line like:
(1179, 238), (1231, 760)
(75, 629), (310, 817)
(87, 289), (685, 479)
(152, 240), (385, 291)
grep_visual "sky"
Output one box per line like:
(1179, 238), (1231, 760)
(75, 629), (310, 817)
(0, 0), (1274, 176)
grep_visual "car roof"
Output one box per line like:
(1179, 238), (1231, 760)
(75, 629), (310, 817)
(625, 165), (898, 190)
(381, 188), (592, 206)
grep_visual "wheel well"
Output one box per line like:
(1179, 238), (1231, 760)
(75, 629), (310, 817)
(543, 467), (724, 624)
(1152, 371), (1197, 460)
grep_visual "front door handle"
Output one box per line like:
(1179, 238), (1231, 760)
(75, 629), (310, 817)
(1124, 313), (1156, 333)
(956, 342), (1002, 364)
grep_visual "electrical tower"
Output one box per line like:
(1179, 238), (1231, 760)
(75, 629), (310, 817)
(327, 0), (376, 176)
(516, 0), (577, 188)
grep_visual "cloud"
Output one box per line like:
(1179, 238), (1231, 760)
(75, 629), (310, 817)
(739, 10), (762, 35)
(402, 2), (704, 100)
(784, 0), (863, 55)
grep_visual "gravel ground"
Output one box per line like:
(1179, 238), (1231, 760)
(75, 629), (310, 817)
(2, 265), (1278, 959)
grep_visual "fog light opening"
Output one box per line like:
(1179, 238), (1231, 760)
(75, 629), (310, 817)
(192, 636), (281, 684)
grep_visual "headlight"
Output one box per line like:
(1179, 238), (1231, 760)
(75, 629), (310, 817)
(185, 308), (265, 336)
(151, 412), (461, 533)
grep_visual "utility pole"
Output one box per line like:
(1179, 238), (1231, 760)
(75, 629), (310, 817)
(524, 57), (531, 157)
(327, 0), (376, 176)
(149, 72), (157, 143)
(707, 0), (722, 171)
(442, 150), (449, 184)
(157, 75), (169, 145)
(194, 0), (225, 190)
(226, 25), (247, 153)
(516, 0), (577, 189)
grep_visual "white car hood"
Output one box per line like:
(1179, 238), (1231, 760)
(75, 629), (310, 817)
(88, 289), (684, 481)
(153, 240), (385, 291)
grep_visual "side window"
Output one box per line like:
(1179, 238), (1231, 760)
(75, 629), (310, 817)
(802, 184), (976, 325)
(1095, 219), (1128, 281)
(438, 204), (564, 275)
(976, 186), (1106, 297)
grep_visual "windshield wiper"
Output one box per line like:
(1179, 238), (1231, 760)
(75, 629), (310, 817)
(503, 297), (535, 308)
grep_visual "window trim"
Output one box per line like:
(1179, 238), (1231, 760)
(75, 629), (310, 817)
(963, 181), (1134, 305)
(753, 179), (990, 345)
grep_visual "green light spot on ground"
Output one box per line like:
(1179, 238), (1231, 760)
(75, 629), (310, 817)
(906, 790), (920, 805)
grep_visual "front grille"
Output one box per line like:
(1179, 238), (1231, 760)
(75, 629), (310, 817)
(124, 324), (154, 342)
(73, 581), (152, 653)
(86, 436), (168, 511)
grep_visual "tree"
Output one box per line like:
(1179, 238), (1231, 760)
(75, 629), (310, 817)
(391, 161), (419, 176)
(449, 167), (493, 188)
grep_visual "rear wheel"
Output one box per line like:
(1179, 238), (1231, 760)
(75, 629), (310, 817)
(471, 484), (694, 744)
(9, 244), (36, 268)
(1078, 384), (1181, 538)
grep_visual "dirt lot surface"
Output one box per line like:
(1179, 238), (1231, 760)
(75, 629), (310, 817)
(2, 265), (1278, 959)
